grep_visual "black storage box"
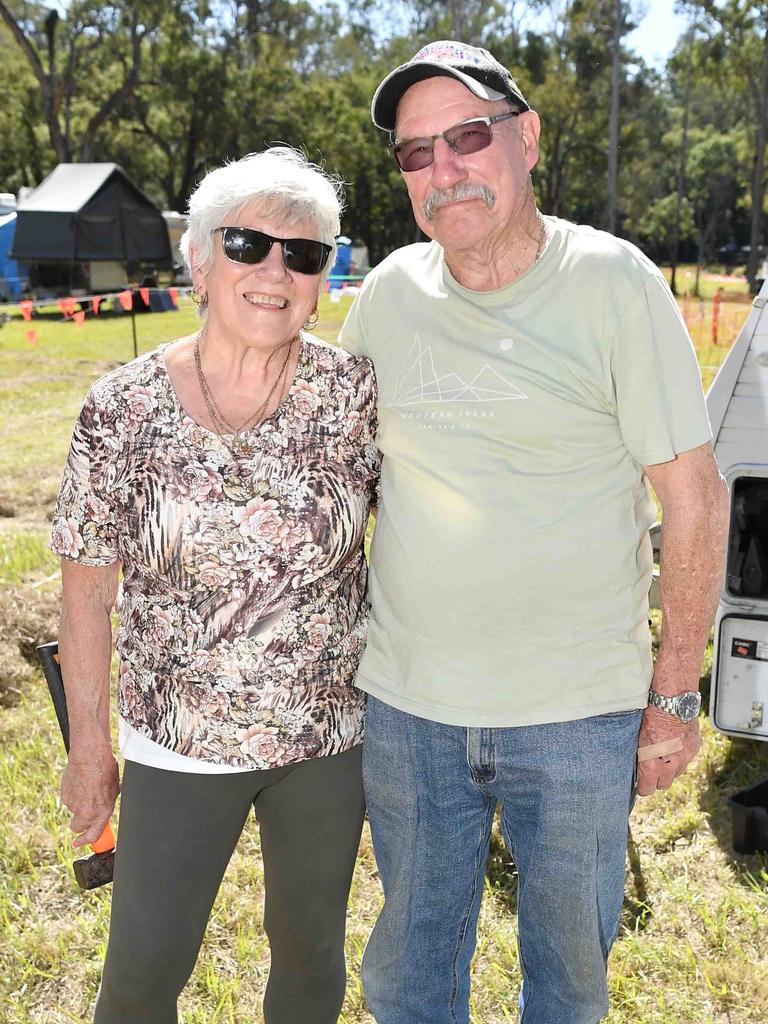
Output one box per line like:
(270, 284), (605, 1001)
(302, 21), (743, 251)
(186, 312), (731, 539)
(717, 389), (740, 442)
(729, 776), (768, 854)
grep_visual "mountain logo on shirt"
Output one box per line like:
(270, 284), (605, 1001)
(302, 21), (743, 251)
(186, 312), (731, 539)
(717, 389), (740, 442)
(386, 334), (528, 408)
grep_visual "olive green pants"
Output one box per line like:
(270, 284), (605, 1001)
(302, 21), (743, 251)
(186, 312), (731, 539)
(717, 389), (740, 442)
(94, 745), (365, 1024)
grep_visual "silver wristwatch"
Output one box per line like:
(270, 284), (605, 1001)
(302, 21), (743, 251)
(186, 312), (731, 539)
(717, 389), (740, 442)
(647, 688), (701, 723)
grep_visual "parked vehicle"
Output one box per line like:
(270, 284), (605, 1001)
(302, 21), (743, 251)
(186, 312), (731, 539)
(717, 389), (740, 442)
(708, 280), (768, 743)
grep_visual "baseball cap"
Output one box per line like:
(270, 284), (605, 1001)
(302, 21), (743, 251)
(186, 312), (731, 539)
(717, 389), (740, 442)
(371, 40), (530, 133)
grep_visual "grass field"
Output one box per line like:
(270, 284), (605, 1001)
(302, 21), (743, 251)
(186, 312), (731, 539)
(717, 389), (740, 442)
(1, 287), (767, 1024)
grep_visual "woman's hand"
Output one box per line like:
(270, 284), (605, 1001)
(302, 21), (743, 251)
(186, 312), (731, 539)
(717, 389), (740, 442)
(61, 743), (120, 848)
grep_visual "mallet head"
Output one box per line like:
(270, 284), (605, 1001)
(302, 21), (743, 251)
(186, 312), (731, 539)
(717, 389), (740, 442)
(73, 847), (115, 890)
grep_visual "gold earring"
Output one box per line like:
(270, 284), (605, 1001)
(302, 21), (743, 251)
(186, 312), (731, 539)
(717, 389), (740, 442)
(304, 309), (319, 330)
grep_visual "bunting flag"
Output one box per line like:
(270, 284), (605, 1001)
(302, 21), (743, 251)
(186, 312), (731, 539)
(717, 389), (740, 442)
(25, 329), (37, 346)
(118, 289), (133, 312)
(139, 287), (150, 306)
(19, 300), (33, 321)
(92, 295), (102, 316)
(58, 299), (70, 319)
(168, 287), (178, 306)
(73, 310), (86, 327)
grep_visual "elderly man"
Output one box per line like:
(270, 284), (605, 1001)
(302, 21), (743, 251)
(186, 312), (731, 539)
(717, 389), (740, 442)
(340, 40), (730, 1024)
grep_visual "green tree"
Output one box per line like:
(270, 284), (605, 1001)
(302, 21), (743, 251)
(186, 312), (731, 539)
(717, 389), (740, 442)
(0, 1), (166, 162)
(638, 190), (696, 266)
(686, 1), (768, 290)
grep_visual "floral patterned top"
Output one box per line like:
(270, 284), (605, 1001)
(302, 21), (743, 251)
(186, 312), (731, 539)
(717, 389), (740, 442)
(50, 336), (380, 770)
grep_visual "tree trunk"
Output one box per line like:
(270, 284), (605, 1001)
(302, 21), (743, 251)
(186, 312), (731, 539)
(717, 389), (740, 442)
(449, 0), (464, 40)
(670, 14), (698, 297)
(0, 0), (68, 161)
(747, 24), (768, 294)
(606, 2), (621, 235)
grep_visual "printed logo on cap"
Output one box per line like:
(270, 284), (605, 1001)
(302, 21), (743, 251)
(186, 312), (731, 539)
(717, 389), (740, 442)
(413, 42), (487, 65)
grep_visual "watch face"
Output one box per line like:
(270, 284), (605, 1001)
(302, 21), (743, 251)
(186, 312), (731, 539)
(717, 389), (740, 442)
(677, 692), (701, 722)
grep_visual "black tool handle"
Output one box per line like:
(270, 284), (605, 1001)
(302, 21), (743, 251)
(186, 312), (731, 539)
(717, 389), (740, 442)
(36, 641), (70, 753)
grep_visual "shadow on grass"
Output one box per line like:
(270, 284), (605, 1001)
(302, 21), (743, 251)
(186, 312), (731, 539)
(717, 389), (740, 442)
(622, 824), (653, 931)
(485, 819), (518, 915)
(699, 723), (768, 888)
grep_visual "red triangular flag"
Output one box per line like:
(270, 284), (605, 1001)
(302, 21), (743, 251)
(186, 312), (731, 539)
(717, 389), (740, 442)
(92, 295), (102, 315)
(73, 309), (86, 327)
(64, 296), (77, 317)
(139, 287), (150, 306)
(168, 287), (178, 306)
(26, 329), (37, 345)
(118, 289), (133, 312)
(19, 300), (33, 321)
(58, 299), (70, 319)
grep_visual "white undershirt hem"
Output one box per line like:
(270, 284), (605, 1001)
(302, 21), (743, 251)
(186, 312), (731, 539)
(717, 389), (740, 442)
(118, 717), (251, 774)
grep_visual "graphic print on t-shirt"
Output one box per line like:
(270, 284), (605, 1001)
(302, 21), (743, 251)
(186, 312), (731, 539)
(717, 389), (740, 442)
(385, 334), (528, 409)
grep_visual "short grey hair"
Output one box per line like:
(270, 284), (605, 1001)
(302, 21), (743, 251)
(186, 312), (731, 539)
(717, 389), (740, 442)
(180, 147), (344, 286)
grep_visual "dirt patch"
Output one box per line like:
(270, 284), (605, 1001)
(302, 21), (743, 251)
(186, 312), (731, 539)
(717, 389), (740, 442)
(0, 584), (60, 705)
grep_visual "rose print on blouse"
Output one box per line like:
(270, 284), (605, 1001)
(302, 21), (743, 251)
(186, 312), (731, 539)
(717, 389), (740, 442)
(51, 337), (380, 769)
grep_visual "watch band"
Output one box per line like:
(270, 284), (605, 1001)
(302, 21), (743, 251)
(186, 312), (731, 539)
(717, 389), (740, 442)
(647, 688), (701, 722)
(648, 690), (678, 715)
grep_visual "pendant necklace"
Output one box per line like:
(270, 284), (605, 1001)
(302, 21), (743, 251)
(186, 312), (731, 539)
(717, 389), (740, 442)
(193, 333), (294, 465)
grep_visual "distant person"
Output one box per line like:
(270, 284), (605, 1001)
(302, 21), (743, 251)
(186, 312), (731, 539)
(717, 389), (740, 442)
(339, 41), (730, 1023)
(50, 147), (379, 1024)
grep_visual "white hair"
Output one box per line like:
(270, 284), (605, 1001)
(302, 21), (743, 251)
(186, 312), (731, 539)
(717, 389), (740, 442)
(179, 147), (344, 287)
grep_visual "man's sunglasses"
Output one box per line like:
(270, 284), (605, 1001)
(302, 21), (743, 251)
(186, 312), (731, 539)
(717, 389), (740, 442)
(390, 112), (522, 173)
(217, 226), (332, 275)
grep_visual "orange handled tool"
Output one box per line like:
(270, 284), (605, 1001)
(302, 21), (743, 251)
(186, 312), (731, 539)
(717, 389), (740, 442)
(36, 641), (116, 889)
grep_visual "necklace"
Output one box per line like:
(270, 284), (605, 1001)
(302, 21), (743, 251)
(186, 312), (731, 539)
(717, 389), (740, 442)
(193, 333), (295, 459)
(442, 211), (548, 280)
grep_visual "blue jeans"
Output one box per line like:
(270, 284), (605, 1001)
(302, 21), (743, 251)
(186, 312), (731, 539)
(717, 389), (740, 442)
(361, 697), (642, 1024)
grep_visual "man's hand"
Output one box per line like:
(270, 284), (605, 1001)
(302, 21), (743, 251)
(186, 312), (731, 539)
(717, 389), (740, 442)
(635, 703), (701, 796)
(61, 744), (120, 848)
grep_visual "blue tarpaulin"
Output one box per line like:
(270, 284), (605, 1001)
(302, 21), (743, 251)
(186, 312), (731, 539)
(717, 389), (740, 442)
(328, 236), (352, 285)
(0, 213), (27, 300)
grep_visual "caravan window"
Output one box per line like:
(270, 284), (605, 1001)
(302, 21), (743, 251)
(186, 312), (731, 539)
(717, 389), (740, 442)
(727, 477), (768, 600)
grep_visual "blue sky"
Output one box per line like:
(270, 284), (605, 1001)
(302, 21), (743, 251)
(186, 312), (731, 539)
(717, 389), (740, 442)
(47, 0), (691, 69)
(626, 0), (690, 67)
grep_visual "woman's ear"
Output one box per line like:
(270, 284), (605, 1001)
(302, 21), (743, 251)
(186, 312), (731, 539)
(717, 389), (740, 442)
(189, 242), (206, 295)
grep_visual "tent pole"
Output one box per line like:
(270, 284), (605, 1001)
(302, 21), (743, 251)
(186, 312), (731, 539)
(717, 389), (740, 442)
(130, 305), (138, 359)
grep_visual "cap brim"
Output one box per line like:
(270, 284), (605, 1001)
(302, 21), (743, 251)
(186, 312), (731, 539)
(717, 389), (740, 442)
(371, 62), (502, 133)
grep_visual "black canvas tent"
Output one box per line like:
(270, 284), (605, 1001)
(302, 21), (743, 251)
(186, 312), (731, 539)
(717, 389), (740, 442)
(11, 163), (171, 266)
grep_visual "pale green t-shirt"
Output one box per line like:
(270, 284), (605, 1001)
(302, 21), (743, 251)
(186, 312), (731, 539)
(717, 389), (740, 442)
(339, 217), (712, 726)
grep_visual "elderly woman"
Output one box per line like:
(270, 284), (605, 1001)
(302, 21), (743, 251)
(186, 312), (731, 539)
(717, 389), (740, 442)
(50, 147), (379, 1024)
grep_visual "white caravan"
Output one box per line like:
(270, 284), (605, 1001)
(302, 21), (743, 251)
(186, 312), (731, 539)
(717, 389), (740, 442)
(708, 282), (768, 743)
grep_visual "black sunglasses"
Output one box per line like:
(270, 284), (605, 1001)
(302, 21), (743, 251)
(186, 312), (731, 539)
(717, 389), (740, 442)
(391, 112), (522, 173)
(217, 226), (332, 275)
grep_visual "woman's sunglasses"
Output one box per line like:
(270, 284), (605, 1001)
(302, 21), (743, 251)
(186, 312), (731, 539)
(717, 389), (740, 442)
(391, 112), (522, 173)
(217, 226), (332, 275)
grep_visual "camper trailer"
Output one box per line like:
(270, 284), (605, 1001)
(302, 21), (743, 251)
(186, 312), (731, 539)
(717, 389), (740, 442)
(12, 164), (171, 296)
(708, 282), (768, 743)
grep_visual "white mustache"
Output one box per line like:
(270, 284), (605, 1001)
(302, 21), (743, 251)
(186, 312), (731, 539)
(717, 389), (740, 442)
(423, 183), (496, 221)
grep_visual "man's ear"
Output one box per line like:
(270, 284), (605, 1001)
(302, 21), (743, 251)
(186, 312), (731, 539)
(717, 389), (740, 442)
(519, 111), (541, 171)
